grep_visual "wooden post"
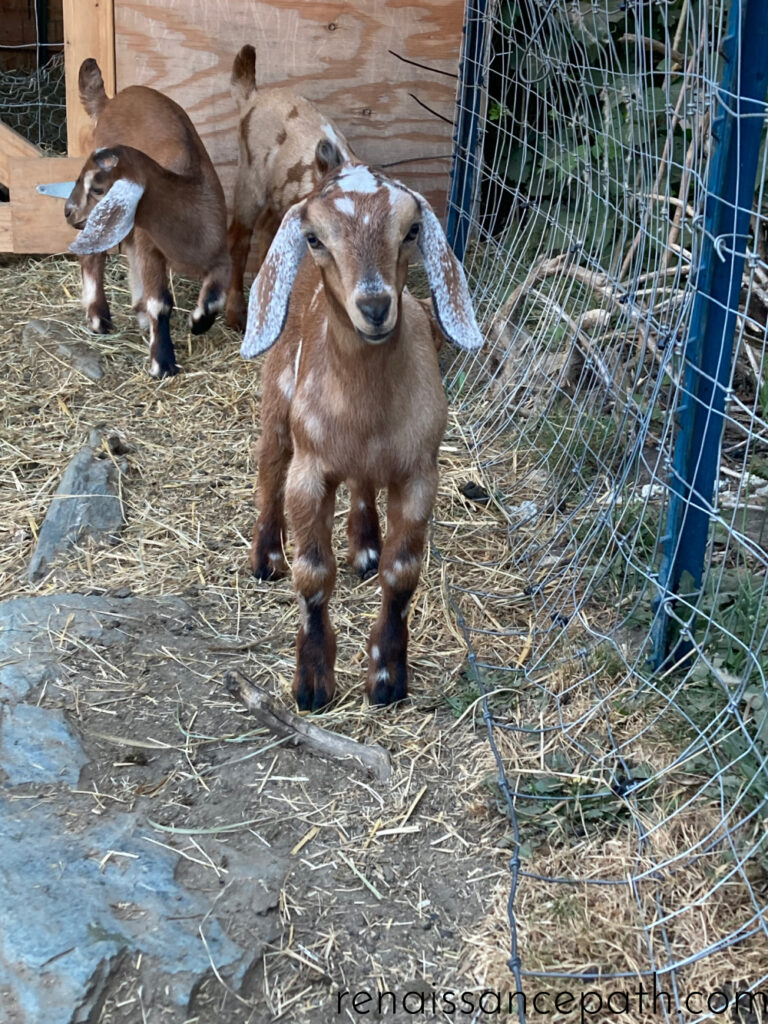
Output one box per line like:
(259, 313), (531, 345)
(63, 0), (115, 157)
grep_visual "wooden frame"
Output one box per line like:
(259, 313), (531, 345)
(1, 0), (462, 254)
(0, 0), (115, 252)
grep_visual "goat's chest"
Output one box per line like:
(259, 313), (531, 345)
(290, 367), (445, 483)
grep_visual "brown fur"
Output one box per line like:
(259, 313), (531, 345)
(225, 44), (356, 331)
(65, 58), (230, 378)
(246, 168), (468, 711)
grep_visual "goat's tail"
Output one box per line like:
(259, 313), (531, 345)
(231, 44), (257, 106)
(78, 58), (109, 117)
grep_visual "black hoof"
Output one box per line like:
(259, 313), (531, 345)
(190, 310), (217, 336)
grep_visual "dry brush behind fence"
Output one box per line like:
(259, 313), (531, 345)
(443, 0), (768, 1017)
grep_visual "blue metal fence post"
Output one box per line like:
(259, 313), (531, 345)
(446, 0), (488, 260)
(651, 0), (768, 667)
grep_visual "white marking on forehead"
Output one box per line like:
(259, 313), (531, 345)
(84, 169), (95, 193)
(334, 196), (356, 217)
(336, 165), (381, 194)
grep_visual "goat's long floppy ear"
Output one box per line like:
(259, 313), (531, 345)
(241, 204), (306, 358)
(69, 178), (144, 255)
(417, 201), (483, 351)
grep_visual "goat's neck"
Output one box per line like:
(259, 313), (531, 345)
(322, 289), (404, 379)
(113, 145), (202, 230)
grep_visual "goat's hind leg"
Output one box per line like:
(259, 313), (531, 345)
(190, 255), (230, 336)
(225, 177), (265, 332)
(346, 479), (381, 580)
(80, 253), (112, 334)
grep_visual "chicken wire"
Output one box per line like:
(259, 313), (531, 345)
(0, 50), (66, 154)
(443, 0), (768, 1017)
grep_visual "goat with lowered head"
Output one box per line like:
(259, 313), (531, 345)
(226, 44), (355, 330)
(65, 58), (230, 377)
(242, 164), (482, 711)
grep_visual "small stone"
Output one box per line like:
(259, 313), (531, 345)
(28, 445), (124, 581)
(22, 319), (104, 381)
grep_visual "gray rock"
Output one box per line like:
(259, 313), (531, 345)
(28, 445), (124, 581)
(0, 703), (89, 786)
(22, 319), (104, 381)
(0, 593), (191, 702)
(0, 592), (287, 1023)
(0, 799), (245, 1024)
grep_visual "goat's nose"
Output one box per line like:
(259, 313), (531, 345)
(356, 294), (391, 328)
(64, 198), (74, 219)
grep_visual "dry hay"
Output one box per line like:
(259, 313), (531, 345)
(2, 251), (762, 1021)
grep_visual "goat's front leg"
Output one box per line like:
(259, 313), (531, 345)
(191, 253), (230, 336)
(251, 397), (292, 580)
(367, 469), (437, 706)
(79, 252), (112, 334)
(286, 452), (337, 711)
(346, 479), (381, 579)
(138, 244), (177, 378)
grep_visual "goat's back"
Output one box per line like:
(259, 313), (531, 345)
(237, 89), (354, 214)
(92, 86), (215, 182)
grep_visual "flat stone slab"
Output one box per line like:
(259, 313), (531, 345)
(0, 592), (287, 1023)
(28, 443), (124, 581)
(1, 702), (89, 786)
(22, 319), (104, 381)
(0, 799), (244, 1024)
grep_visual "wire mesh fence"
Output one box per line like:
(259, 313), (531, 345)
(443, 0), (768, 1017)
(0, 51), (67, 154)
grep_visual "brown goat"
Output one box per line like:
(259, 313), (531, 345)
(241, 164), (482, 711)
(65, 59), (230, 377)
(225, 44), (355, 331)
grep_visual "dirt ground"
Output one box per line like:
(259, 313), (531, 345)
(1, 253), (518, 1023)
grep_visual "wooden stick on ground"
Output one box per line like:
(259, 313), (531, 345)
(225, 670), (392, 782)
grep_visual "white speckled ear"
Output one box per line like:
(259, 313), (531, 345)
(241, 204), (306, 358)
(69, 179), (144, 254)
(417, 201), (483, 351)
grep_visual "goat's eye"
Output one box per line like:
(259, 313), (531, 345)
(305, 233), (324, 250)
(404, 222), (420, 242)
(91, 187), (106, 197)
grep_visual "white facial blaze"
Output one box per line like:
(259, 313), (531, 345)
(334, 196), (356, 217)
(336, 165), (380, 194)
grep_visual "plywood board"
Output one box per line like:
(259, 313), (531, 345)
(64, 0), (115, 157)
(0, 122), (41, 186)
(115, 0), (462, 214)
(9, 157), (83, 253)
(0, 205), (11, 251)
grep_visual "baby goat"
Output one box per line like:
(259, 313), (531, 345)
(65, 58), (230, 377)
(226, 44), (354, 330)
(242, 164), (482, 711)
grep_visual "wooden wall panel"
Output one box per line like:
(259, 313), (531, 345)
(0, 123), (41, 187)
(64, 0), (115, 157)
(114, 0), (462, 214)
(9, 157), (83, 253)
(0, 206), (11, 251)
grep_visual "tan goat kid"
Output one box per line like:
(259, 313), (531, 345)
(226, 43), (355, 331)
(242, 164), (482, 711)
